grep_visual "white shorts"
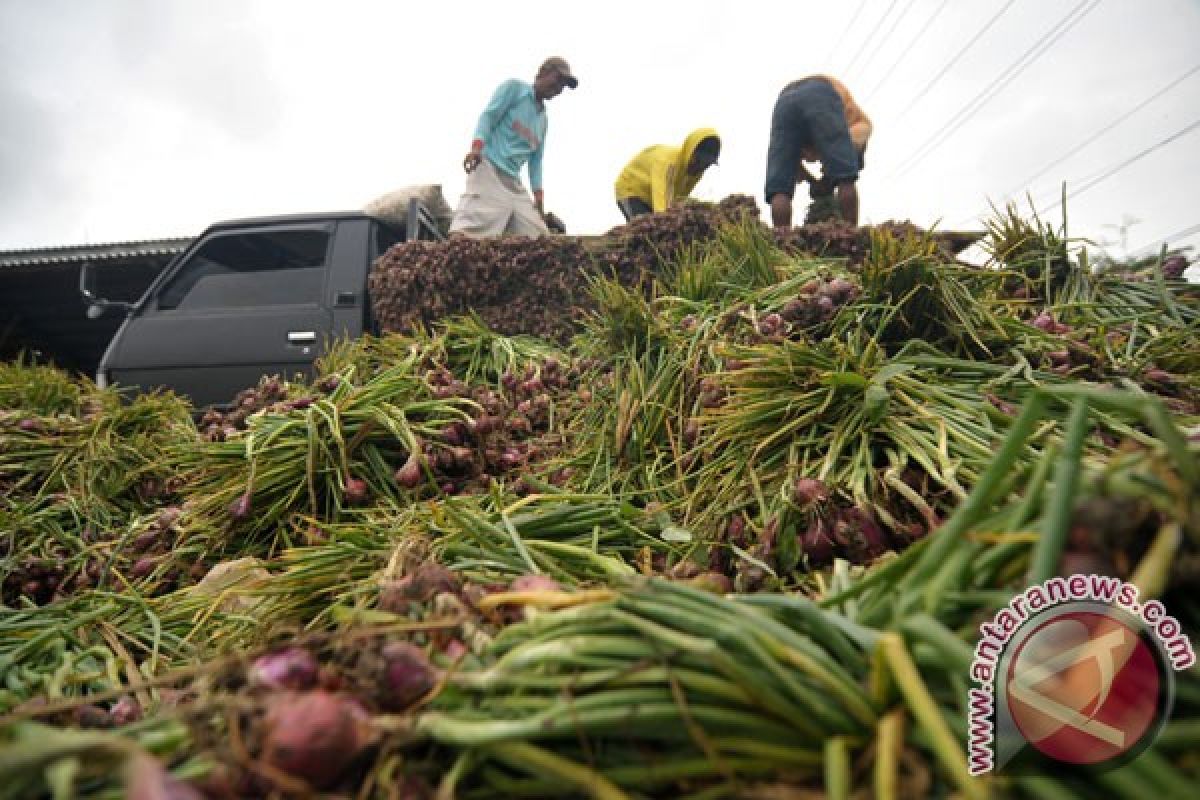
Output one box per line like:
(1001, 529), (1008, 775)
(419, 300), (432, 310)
(449, 158), (550, 238)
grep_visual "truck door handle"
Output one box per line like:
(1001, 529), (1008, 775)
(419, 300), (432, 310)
(287, 331), (317, 345)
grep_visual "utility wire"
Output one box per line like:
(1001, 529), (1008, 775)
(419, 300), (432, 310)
(1129, 222), (1200, 258)
(888, 0), (1101, 179)
(954, 117), (1200, 229)
(891, 0), (1099, 177)
(1033, 116), (1200, 214)
(895, 0), (1020, 122)
(825, 0), (869, 66)
(841, 0), (901, 79)
(848, 0), (919, 84)
(863, 0), (952, 103)
(951, 61), (1200, 227)
(1002, 62), (1200, 199)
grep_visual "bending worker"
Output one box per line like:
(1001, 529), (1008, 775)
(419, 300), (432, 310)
(614, 128), (721, 221)
(764, 75), (871, 227)
(450, 56), (579, 237)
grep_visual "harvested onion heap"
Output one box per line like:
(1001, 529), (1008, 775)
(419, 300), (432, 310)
(1, 204), (1198, 800)
(229, 639), (442, 791)
(367, 194), (917, 343)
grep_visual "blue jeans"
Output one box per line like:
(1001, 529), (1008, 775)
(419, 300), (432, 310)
(616, 197), (653, 222)
(764, 77), (860, 203)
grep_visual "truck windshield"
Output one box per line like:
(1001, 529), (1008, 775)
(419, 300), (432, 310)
(157, 229), (331, 311)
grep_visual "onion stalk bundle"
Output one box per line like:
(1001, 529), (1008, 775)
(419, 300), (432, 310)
(431, 492), (690, 585)
(171, 356), (478, 557)
(2, 199), (1199, 797)
(857, 226), (1008, 355)
(0, 389), (192, 507)
(418, 578), (871, 797)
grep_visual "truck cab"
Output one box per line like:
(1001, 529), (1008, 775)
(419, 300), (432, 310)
(82, 204), (441, 407)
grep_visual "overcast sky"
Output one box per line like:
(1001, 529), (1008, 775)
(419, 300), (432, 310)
(1, 0), (1198, 273)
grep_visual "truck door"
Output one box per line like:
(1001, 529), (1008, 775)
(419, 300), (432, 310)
(105, 223), (335, 407)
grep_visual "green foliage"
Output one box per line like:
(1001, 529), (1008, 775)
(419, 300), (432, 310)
(579, 275), (670, 356)
(858, 226), (1004, 354)
(0, 355), (86, 416)
(982, 197), (1090, 303)
(436, 313), (565, 387)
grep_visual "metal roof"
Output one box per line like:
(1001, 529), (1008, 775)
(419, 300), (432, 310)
(0, 208), (428, 271)
(0, 237), (193, 269)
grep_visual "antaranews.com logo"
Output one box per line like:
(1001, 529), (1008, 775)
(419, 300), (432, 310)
(967, 573), (1195, 775)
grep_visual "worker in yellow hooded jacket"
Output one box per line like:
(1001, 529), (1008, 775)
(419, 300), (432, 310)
(614, 128), (721, 221)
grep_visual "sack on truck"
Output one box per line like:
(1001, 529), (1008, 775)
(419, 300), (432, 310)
(364, 185), (454, 237)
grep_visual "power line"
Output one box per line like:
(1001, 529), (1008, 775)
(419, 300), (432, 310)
(950, 61), (1200, 226)
(889, 0), (1101, 179)
(952, 111), (1200, 228)
(1001, 62), (1200, 199)
(825, 0), (869, 66)
(895, 0), (1020, 122)
(960, 117), (1200, 227)
(1033, 116), (1200, 214)
(847, 0), (919, 84)
(841, 0), (901, 79)
(863, 0), (952, 103)
(891, 0), (1099, 177)
(1129, 222), (1200, 258)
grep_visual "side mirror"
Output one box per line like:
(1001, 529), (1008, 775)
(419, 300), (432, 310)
(79, 261), (133, 318)
(79, 262), (105, 317)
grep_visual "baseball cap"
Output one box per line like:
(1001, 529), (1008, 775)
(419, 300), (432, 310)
(540, 56), (579, 89)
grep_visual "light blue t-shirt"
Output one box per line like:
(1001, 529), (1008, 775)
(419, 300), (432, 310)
(471, 79), (547, 191)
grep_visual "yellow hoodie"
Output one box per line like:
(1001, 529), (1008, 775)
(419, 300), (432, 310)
(614, 128), (720, 212)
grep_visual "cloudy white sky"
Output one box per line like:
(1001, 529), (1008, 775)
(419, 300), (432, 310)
(1, 0), (1198, 271)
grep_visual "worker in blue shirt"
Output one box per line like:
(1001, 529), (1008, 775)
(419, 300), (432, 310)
(450, 57), (578, 237)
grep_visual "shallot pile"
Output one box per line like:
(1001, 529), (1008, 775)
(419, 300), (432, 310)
(1, 202), (1198, 799)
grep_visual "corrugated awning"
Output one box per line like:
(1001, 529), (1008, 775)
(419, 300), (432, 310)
(0, 238), (193, 269)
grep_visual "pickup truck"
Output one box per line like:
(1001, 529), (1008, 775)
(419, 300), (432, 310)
(80, 201), (443, 408)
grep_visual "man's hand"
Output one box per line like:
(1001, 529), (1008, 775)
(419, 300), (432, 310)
(463, 152), (482, 173)
(533, 189), (545, 216)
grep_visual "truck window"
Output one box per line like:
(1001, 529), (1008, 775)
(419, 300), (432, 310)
(157, 229), (331, 311)
(373, 222), (404, 261)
